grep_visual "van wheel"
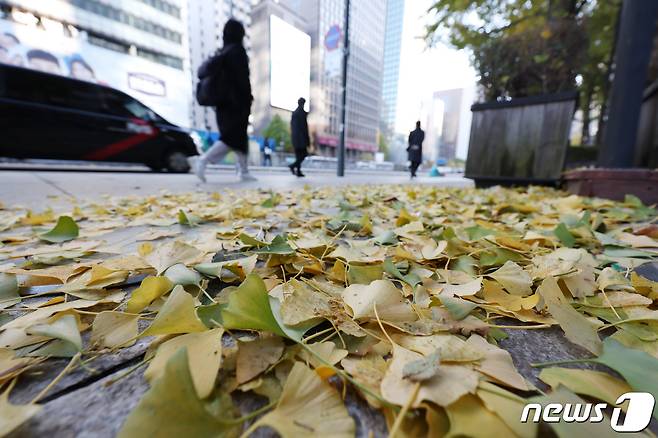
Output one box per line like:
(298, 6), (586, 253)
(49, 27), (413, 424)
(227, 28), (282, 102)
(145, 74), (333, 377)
(164, 149), (190, 173)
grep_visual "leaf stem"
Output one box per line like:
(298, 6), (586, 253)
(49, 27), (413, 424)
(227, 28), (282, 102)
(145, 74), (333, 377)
(31, 352), (81, 403)
(488, 324), (551, 330)
(298, 341), (398, 409)
(103, 356), (152, 386)
(228, 399), (276, 426)
(389, 381), (421, 438)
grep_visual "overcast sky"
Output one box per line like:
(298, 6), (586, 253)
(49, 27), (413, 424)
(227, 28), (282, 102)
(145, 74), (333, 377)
(394, 0), (477, 159)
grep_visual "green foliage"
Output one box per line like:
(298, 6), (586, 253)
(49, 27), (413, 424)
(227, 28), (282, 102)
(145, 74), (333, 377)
(262, 114), (292, 152)
(39, 216), (79, 243)
(426, 0), (621, 139)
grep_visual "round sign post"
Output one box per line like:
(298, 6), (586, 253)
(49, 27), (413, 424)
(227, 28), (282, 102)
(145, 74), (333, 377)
(324, 24), (342, 51)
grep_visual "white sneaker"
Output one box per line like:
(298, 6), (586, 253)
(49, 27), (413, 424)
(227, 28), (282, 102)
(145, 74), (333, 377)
(191, 156), (206, 183)
(240, 173), (257, 182)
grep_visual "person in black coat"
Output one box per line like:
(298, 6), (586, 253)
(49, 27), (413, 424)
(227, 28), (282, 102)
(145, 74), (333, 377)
(193, 19), (255, 183)
(289, 97), (310, 177)
(407, 121), (424, 178)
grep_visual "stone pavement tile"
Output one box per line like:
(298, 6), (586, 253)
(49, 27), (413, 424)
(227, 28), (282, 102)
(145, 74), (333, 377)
(9, 336), (150, 405)
(9, 367), (149, 438)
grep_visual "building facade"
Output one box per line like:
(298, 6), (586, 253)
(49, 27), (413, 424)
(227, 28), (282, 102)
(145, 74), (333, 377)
(289, 0), (386, 159)
(434, 88), (463, 161)
(420, 88), (465, 163)
(0, 0), (190, 126)
(249, 0), (308, 137)
(380, 0), (404, 137)
(187, 0), (252, 132)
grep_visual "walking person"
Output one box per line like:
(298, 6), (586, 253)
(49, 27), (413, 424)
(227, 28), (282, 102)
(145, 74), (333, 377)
(289, 97), (310, 177)
(192, 19), (255, 182)
(262, 136), (273, 167)
(407, 121), (424, 179)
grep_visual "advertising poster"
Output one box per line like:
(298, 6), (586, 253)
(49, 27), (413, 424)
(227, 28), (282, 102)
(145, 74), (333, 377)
(269, 15), (310, 112)
(0, 18), (191, 127)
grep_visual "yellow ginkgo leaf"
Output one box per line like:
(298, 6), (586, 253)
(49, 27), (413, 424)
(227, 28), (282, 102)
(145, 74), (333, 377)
(250, 362), (355, 437)
(91, 311), (139, 348)
(145, 328), (223, 399)
(488, 261), (533, 296)
(0, 387), (41, 436)
(466, 334), (529, 391)
(539, 367), (631, 407)
(537, 276), (602, 355)
(380, 344), (479, 408)
(236, 334), (284, 384)
(26, 314), (82, 351)
(445, 394), (517, 438)
(342, 279), (417, 321)
(298, 341), (348, 368)
(482, 279), (539, 312)
(393, 333), (483, 363)
(144, 240), (204, 275)
(477, 381), (537, 438)
(126, 276), (173, 314)
(141, 286), (207, 337)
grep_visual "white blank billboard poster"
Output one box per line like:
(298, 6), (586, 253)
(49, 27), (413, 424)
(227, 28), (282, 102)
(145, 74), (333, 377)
(269, 15), (310, 112)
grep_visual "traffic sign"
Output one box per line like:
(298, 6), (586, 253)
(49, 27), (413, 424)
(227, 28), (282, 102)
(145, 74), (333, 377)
(324, 24), (341, 51)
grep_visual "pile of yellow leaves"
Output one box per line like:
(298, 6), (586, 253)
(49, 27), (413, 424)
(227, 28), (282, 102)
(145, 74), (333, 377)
(1, 184), (658, 437)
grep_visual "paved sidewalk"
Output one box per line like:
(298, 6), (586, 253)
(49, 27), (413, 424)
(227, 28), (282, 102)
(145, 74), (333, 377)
(0, 169), (471, 209)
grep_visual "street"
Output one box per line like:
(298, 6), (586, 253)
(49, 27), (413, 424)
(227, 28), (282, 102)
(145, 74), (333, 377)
(0, 165), (471, 208)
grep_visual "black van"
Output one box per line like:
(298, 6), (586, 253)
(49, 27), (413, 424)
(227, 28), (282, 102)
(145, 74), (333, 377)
(0, 64), (200, 172)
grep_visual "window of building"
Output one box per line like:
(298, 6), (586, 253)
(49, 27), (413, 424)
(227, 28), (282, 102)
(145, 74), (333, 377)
(65, 0), (181, 43)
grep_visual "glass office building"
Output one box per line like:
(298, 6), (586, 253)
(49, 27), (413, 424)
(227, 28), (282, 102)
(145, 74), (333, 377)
(381, 0), (404, 136)
(292, 0), (386, 159)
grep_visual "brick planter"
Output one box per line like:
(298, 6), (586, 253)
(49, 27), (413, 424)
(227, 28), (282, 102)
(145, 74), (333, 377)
(563, 168), (658, 204)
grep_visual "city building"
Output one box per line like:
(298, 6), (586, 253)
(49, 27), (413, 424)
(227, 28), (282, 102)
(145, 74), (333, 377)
(0, 0), (191, 126)
(187, 0), (252, 132)
(380, 0), (404, 138)
(249, 0), (309, 136)
(420, 88), (465, 163)
(434, 88), (464, 161)
(290, 0), (386, 160)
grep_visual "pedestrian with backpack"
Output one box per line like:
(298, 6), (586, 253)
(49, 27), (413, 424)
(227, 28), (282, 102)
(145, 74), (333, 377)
(192, 19), (255, 182)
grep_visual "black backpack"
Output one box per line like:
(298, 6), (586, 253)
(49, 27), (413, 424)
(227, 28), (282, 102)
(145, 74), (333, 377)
(196, 52), (230, 107)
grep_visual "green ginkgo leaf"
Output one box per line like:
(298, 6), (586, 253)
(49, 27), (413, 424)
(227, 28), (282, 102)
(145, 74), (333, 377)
(0, 273), (19, 310)
(177, 210), (201, 226)
(384, 258), (421, 287)
(39, 216), (79, 243)
(119, 348), (238, 438)
(253, 235), (294, 255)
(221, 273), (286, 337)
(554, 223), (575, 248)
(591, 338), (658, 420)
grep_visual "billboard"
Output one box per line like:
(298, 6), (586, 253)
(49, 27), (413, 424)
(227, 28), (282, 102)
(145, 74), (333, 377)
(269, 15), (310, 112)
(0, 18), (191, 127)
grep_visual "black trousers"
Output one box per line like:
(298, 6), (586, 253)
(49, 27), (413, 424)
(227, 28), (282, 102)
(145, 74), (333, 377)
(410, 160), (420, 177)
(290, 149), (306, 172)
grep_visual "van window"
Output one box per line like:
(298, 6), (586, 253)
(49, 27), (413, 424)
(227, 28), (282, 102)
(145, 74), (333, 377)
(102, 88), (155, 120)
(45, 80), (103, 113)
(0, 66), (102, 112)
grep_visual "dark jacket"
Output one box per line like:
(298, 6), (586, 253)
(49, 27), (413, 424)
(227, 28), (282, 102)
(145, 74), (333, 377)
(407, 128), (424, 163)
(205, 43), (252, 152)
(290, 106), (310, 152)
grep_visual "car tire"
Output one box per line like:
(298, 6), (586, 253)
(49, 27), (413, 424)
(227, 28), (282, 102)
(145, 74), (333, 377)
(164, 149), (190, 173)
